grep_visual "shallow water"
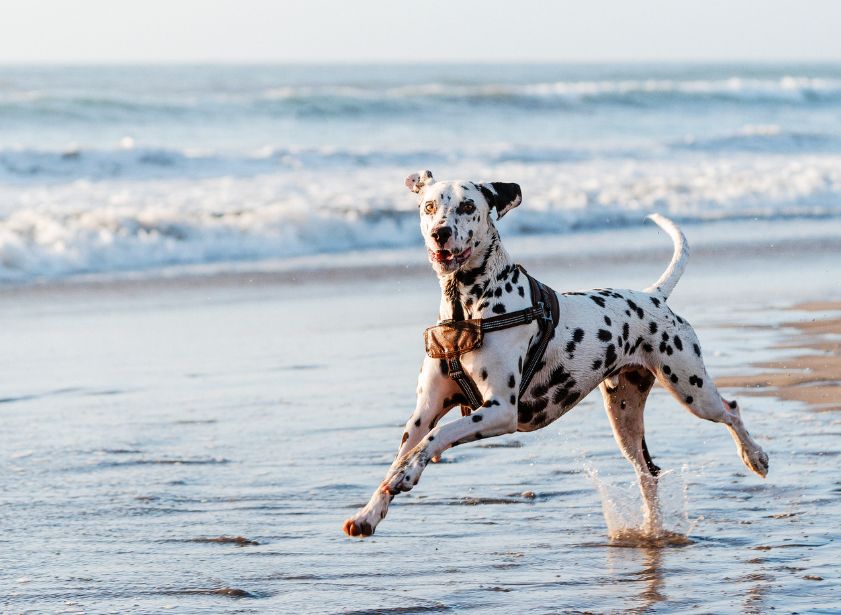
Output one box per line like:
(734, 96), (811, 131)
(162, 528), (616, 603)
(2, 244), (841, 613)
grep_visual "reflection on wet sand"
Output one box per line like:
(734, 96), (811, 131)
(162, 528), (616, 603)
(604, 545), (667, 613)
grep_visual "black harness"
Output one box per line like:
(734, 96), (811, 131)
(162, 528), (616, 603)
(423, 266), (560, 413)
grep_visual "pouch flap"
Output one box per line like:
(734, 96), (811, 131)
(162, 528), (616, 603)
(423, 320), (483, 359)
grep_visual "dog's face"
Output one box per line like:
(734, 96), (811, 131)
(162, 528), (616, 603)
(405, 170), (521, 275)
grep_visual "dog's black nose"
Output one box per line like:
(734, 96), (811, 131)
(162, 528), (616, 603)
(431, 226), (452, 246)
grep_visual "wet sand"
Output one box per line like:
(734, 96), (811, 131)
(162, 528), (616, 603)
(2, 223), (840, 612)
(718, 302), (841, 412)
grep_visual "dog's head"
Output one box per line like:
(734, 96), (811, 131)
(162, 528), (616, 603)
(405, 170), (521, 275)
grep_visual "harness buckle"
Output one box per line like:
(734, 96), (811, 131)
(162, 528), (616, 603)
(448, 366), (465, 380)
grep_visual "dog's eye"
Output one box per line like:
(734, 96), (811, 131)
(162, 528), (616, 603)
(457, 201), (475, 214)
(423, 202), (436, 215)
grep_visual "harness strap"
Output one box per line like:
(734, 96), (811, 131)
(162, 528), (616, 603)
(446, 356), (483, 409)
(518, 273), (559, 396)
(436, 265), (559, 412)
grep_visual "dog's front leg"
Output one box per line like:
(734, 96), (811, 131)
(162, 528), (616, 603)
(382, 394), (518, 496)
(343, 356), (459, 537)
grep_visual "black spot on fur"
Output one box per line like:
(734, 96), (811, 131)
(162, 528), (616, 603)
(481, 399), (501, 408)
(693, 343), (701, 357)
(605, 344), (618, 367)
(508, 374), (516, 388)
(414, 418), (421, 427)
(505, 282), (512, 293)
(643, 343), (653, 352)
(492, 303), (506, 314)
(481, 368), (488, 380)
(518, 396), (548, 423)
(590, 296), (606, 308)
(565, 341), (576, 354)
(662, 332), (669, 341)
(597, 329), (612, 342)
(663, 365), (671, 375)
(728, 400), (738, 409)
(670, 374), (678, 384)
(625, 370), (642, 384)
(442, 394), (468, 409)
(641, 437), (660, 476)
(650, 297), (661, 308)
(673, 336), (683, 351)
(685, 396), (694, 404)
(573, 328), (585, 342)
(622, 322), (630, 340)
(472, 414), (483, 422)
(562, 390), (581, 407)
(604, 315), (612, 326)
(649, 322), (658, 334)
(518, 356), (523, 372)
(592, 359), (602, 370)
(518, 286), (525, 297)
(510, 394), (516, 404)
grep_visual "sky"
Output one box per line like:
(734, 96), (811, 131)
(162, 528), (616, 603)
(1, 0), (840, 64)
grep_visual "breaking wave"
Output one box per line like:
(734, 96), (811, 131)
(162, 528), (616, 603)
(2, 153), (840, 282)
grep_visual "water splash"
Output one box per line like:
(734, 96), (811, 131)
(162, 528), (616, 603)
(585, 462), (695, 547)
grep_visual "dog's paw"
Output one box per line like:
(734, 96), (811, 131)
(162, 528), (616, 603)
(743, 447), (769, 478)
(383, 455), (427, 494)
(343, 518), (375, 537)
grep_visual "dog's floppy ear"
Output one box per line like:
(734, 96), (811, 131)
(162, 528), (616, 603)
(405, 170), (434, 193)
(479, 182), (522, 219)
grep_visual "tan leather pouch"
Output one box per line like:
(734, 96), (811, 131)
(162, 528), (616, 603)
(423, 320), (484, 359)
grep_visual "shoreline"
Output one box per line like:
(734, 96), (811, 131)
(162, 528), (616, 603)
(2, 215), (840, 302)
(718, 301), (841, 412)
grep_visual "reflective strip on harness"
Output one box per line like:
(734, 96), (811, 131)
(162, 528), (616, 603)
(423, 265), (559, 411)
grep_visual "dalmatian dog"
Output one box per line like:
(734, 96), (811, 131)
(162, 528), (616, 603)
(343, 170), (769, 537)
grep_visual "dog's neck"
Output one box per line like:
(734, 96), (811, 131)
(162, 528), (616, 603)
(436, 226), (516, 321)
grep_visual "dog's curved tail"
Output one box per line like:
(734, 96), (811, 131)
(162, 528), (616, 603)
(644, 214), (689, 299)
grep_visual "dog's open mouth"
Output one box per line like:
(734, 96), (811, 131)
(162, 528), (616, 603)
(429, 247), (472, 267)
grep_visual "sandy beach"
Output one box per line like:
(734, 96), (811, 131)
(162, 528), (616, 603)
(718, 301), (841, 412)
(2, 218), (839, 612)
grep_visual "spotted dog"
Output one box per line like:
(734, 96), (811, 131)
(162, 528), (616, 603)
(343, 170), (769, 537)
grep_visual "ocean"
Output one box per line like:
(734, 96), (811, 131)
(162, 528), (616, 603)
(1, 63), (840, 282)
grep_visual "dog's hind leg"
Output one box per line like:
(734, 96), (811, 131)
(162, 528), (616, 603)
(651, 335), (769, 478)
(343, 356), (460, 537)
(599, 366), (662, 534)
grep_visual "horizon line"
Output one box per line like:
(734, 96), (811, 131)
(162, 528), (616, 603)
(2, 58), (841, 67)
